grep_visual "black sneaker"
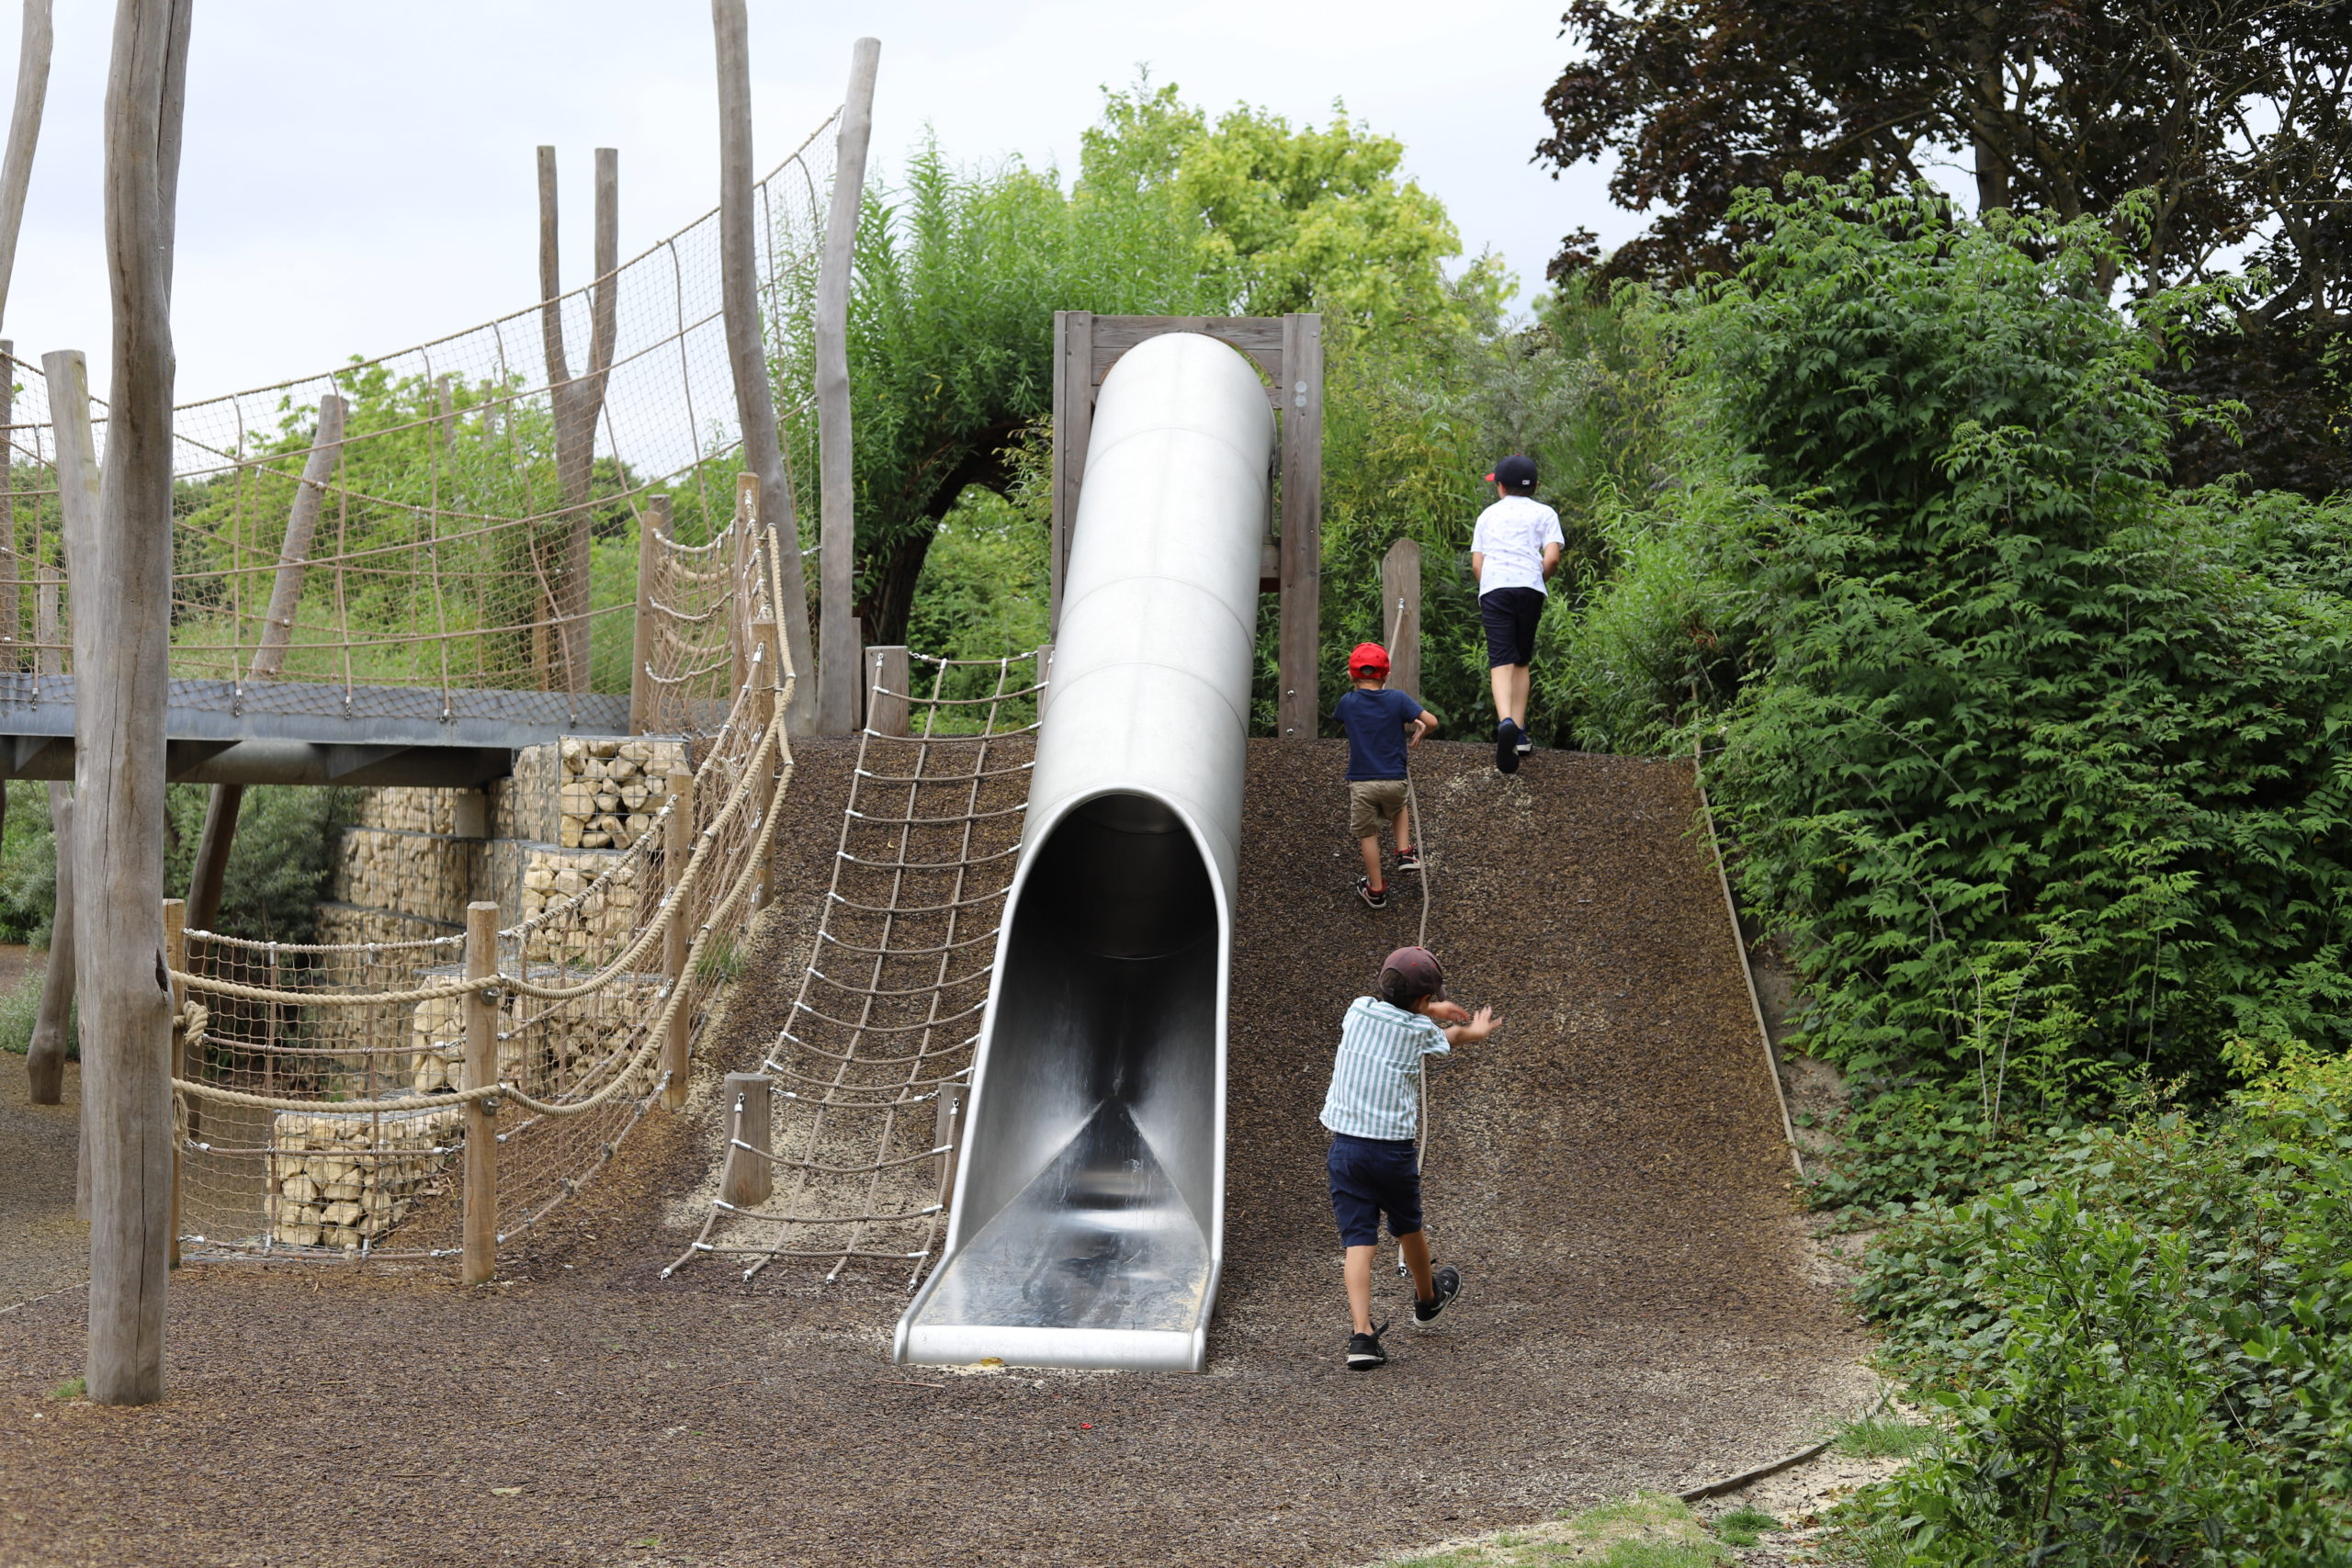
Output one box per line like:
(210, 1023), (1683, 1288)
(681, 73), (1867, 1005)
(1495, 720), (1521, 774)
(1346, 1322), (1389, 1370)
(1356, 875), (1388, 908)
(1412, 1265), (1463, 1328)
(1395, 848), (1420, 873)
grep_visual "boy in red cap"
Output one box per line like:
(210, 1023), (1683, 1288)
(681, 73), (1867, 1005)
(1320, 944), (1496, 1369)
(1332, 642), (1438, 908)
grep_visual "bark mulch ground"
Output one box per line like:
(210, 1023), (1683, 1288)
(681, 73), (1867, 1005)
(0, 738), (1866, 1568)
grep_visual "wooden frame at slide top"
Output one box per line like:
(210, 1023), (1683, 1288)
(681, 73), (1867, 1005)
(1048, 312), (1324, 741)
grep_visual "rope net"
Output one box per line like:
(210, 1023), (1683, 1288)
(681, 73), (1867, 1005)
(0, 112), (837, 718)
(668, 649), (1046, 1286)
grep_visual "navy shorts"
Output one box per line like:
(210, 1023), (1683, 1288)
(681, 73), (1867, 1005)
(1327, 1133), (1423, 1247)
(1480, 587), (1545, 668)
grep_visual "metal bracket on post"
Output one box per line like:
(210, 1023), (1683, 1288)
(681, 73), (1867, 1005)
(934, 1079), (970, 1212)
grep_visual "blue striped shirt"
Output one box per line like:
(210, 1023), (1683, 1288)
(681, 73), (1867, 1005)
(1318, 996), (1451, 1141)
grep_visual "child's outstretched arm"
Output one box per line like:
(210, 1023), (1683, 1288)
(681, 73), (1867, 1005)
(1424, 1001), (1497, 1044)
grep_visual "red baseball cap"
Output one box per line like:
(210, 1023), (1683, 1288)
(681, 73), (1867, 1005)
(1348, 642), (1390, 677)
(1378, 946), (1446, 1008)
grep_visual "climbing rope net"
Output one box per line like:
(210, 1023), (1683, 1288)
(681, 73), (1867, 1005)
(172, 506), (793, 1261)
(668, 647), (1048, 1286)
(0, 111), (838, 715)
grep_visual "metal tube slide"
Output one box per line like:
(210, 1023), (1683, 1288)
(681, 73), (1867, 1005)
(895, 333), (1272, 1371)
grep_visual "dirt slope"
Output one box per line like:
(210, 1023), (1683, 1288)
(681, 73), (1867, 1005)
(0, 738), (1863, 1568)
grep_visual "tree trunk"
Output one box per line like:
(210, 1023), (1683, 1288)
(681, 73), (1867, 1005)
(77, 0), (188, 1409)
(0, 0), (52, 330)
(534, 145), (617, 696)
(813, 38), (879, 732)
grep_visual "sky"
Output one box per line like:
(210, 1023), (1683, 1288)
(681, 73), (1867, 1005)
(5, 2), (1637, 403)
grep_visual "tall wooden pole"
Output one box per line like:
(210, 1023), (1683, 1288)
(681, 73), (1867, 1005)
(185, 392), (347, 935)
(1380, 537), (1422, 700)
(661, 769), (695, 1111)
(1047, 311), (1094, 636)
(77, 0), (189, 1408)
(161, 897), (184, 1269)
(0, 0), (52, 332)
(23, 561), (66, 1104)
(460, 900), (498, 1285)
(813, 37), (878, 733)
(711, 0), (815, 734)
(534, 146), (618, 695)
(628, 493), (667, 733)
(1276, 312), (1324, 739)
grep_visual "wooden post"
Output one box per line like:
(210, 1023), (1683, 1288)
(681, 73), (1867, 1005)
(629, 494), (667, 732)
(0, 337), (17, 671)
(162, 897), (183, 1269)
(1380, 537), (1422, 699)
(712, 0), (817, 734)
(1048, 310), (1094, 635)
(1035, 641), (1055, 726)
(935, 1079), (969, 1210)
(75, 0), (191, 1411)
(661, 769), (695, 1110)
(0, 0), (51, 331)
(460, 899), (498, 1286)
(25, 563), (67, 1105)
(186, 391), (346, 935)
(865, 644), (909, 738)
(814, 37), (880, 734)
(1277, 312), (1324, 739)
(534, 144), (617, 695)
(720, 1070), (772, 1207)
(751, 614), (783, 912)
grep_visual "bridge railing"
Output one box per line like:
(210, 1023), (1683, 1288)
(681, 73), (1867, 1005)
(165, 498), (795, 1271)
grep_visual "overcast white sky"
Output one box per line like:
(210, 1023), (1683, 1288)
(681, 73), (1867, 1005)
(8, 2), (1635, 401)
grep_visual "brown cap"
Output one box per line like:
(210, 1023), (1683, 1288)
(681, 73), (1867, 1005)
(1377, 946), (1446, 1009)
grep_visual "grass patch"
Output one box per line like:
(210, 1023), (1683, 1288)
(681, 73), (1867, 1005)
(1379, 1495), (1727, 1566)
(1711, 1506), (1779, 1548)
(0, 962), (66, 1057)
(1834, 1413), (1937, 1461)
(50, 1377), (83, 1400)
(692, 931), (745, 985)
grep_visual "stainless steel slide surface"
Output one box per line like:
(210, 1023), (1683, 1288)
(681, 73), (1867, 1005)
(895, 333), (1272, 1371)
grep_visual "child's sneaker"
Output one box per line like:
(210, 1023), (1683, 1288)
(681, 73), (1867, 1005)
(1412, 1264), (1463, 1328)
(1346, 1323), (1389, 1370)
(1395, 848), (1420, 874)
(1355, 875), (1388, 908)
(1516, 729), (1534, 756)
(1495, 719), (1521, 774)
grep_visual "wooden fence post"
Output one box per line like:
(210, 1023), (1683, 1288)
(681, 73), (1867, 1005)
(1380, 537), (1421, 700)
(1035, 641), (1055, 726)
(720, 1070), (772, 1207)
(629, 493), (667, 733)
(865, 644), (909, 738)
(661, 769), (695, 1110)
(461, 899), (499, 1286)
(162, 897), (184, 1269)
(814, 37), (880, 733)
(1277, 312), (1324, 740)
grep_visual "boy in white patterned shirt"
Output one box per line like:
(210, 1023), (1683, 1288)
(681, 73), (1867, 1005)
(1318, 944), (1498, 1370)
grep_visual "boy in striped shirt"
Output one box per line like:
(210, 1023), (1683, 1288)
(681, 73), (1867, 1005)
(1319, 945), (1497, 1370)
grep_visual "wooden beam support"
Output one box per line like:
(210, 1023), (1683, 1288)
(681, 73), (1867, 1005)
(0, 0), (52, 332)
(661, 768), (695, 1109)
(864, 644), (909, 738)
(628, 494), (667, 734)
(1380, 537), (1422, 700)
(460, 899), (498, 1285)
(814, 37), (880, 734)
(1048, 310), (1093, 635)
(162, 897), (183, 1269)
(25, 562), (67, 1105)
(712, 0), (816, 733)
(1276, 312), (1324, 739)
(720, 1071), (772, 1207)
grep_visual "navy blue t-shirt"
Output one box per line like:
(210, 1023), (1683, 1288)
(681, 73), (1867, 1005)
(1332, 687), (1424, 781)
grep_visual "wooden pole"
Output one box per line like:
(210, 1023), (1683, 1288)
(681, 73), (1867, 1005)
(77, 0), (190, 1408)
(0, 337), (17, 672)
(1048, 310), (1094, 635)
(1277, 312), (1324, 739)
(712, 0), (816, 734)
(460, 899), (498, 1286)
(864, 644), (909, 738)
(813, 37), (879, 733)
(186, 391), (347, 935)
(720, 1070), (772, 1207)
(661, 769), (695, 1110)
(534, 145), (618, 695)
(1380, 537), (1422, 699)
(628, 493), (667, 733)
(751, 614), (782, 911)
(0, 0), (52, 332)
(161, 897), (183, 1269)
(23, 567), (64, 1105)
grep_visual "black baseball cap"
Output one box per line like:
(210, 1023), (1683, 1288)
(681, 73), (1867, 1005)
(1486, 455), (1537, 491)
(1378, 945), (1447, 1009)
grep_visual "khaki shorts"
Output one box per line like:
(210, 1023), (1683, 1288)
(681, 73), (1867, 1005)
(1348, 778), (1408, 840)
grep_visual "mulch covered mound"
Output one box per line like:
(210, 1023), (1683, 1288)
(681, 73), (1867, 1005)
(0, 738), (1863, 1568)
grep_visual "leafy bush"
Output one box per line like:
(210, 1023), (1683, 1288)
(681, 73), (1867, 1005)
(1847, 1056), (2352, 1563)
